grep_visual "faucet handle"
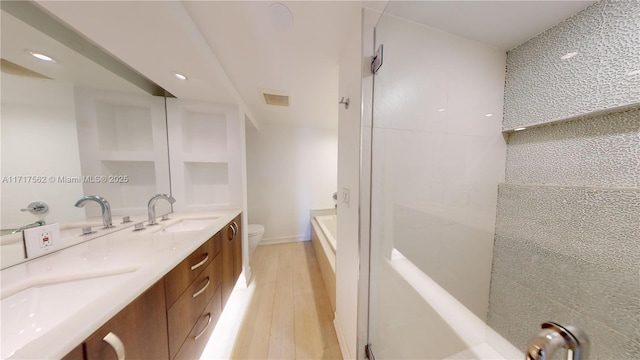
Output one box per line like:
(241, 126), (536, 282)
(21, 202), (49, 215)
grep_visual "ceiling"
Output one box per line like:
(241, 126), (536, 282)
(378, 1), (597, 50)
(183, 1), (363, 130)
(1, 11), (145, 95)
(33, 1), (596, 131)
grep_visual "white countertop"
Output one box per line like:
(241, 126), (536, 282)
(0, 209), (241, 360)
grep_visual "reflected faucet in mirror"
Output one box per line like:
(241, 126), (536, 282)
(10, 220), (46, 234)
(20, 201), (49, 215)
(147, 194), (176, 226)
(74, 195), (113, 229)
(10, 201), (50, 234)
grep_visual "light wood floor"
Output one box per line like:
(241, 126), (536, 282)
(230, 242), (342, 360)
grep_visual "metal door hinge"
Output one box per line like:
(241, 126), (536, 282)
(371, 44), (383, 75)
(365, 344), (376, 360)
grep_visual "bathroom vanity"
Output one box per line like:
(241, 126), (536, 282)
(1, 211), (243, 360)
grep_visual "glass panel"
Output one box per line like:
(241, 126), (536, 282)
(367, 2), (639, 360)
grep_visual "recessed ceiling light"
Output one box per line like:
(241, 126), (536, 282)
(514, 127), (526, 131)
(438, 108), (445, 112)
(485, 113), (493, 117)
(173, 72), (187, 80)
(26, 50), (56, 63)
(269, 3), (293, 32)
(561, 52), (579, 60)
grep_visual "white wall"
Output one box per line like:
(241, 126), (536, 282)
(245, 123), (337, 243)
(334, 8), (365, 359)
(1, 74), (85, 229)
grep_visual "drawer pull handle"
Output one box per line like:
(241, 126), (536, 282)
(193, 277), (211, 298)
(228, 223), (236, 241)
(194, 313), (213, 341)
(190, 253), (209, 271)
(103, 332), (126, 360)
(232, 221), (239, 236)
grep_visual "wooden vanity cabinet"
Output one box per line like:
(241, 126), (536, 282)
(221, 214), (242, 306)
(84, 280), (169, 360)
(61, 216), (242, 360)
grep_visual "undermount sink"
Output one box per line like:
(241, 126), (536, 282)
(160, 218), (220, 233)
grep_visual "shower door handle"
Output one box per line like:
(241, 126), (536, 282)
(526, 322), (589, 360)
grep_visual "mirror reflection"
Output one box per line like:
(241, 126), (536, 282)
(1, 8), (171, 269)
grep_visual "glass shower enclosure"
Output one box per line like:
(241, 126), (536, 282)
(365, 1), (640, 359)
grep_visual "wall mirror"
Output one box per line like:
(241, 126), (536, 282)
(1, 2), (172, 269)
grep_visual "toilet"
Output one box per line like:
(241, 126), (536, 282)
(248, 224), (265, 256)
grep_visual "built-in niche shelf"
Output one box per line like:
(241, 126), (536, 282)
(167, 99), (241, 212)
(99, 160), (158, 213)
(181, 110), (228, 156)
(97, 151), (157, 162)
(182, 153), (228, 163)
(184, 162), (230, 206)
(74, 89), (171, 217)
(96, 101), (154, 152)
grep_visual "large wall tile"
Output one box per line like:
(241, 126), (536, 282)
(495, 184), (640, 272)
(373, 13), (505, 135)
(504, 0), (640, 129)
(506, 107), (640, 188)
(488, 235), (640, 360)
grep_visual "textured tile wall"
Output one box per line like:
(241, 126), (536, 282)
(503, 0), (640, 129)
(506, 107), (640, 188)
(493, 2), (640, 358)
(494, 184), (640, 272)
(488, 184), (640, 360)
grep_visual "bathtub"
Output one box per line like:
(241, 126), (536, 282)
(315, 215), (337, 254)
(310, 213), (337, 311)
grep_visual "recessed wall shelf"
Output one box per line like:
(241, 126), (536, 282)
(74, 89), (171, 217)
(181, 110), (227, 155)
(96, 101), (154, 152)
(167, 99), (242, 212)
(184, 162), (230, 206)
(96, 151), (157, 162)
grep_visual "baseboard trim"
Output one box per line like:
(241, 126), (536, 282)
(334, 315), (351, 359)
(258, 235), (308, 246)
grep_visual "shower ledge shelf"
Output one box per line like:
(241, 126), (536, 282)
(502, 102), (640, 133)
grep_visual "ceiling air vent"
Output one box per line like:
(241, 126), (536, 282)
(261, 89), (290, 107)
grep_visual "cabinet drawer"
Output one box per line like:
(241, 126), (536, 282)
(164, 233), (221, 308)
(173, 287), (222, 360)
(84, 281), (169, 360)
(167, 253), (222, 359)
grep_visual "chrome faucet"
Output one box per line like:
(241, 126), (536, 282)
(526, 322), (589, 360)
(74, 195), (113, 229)
(11, 220), (46, 234)
(147, 194), (176, 226)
